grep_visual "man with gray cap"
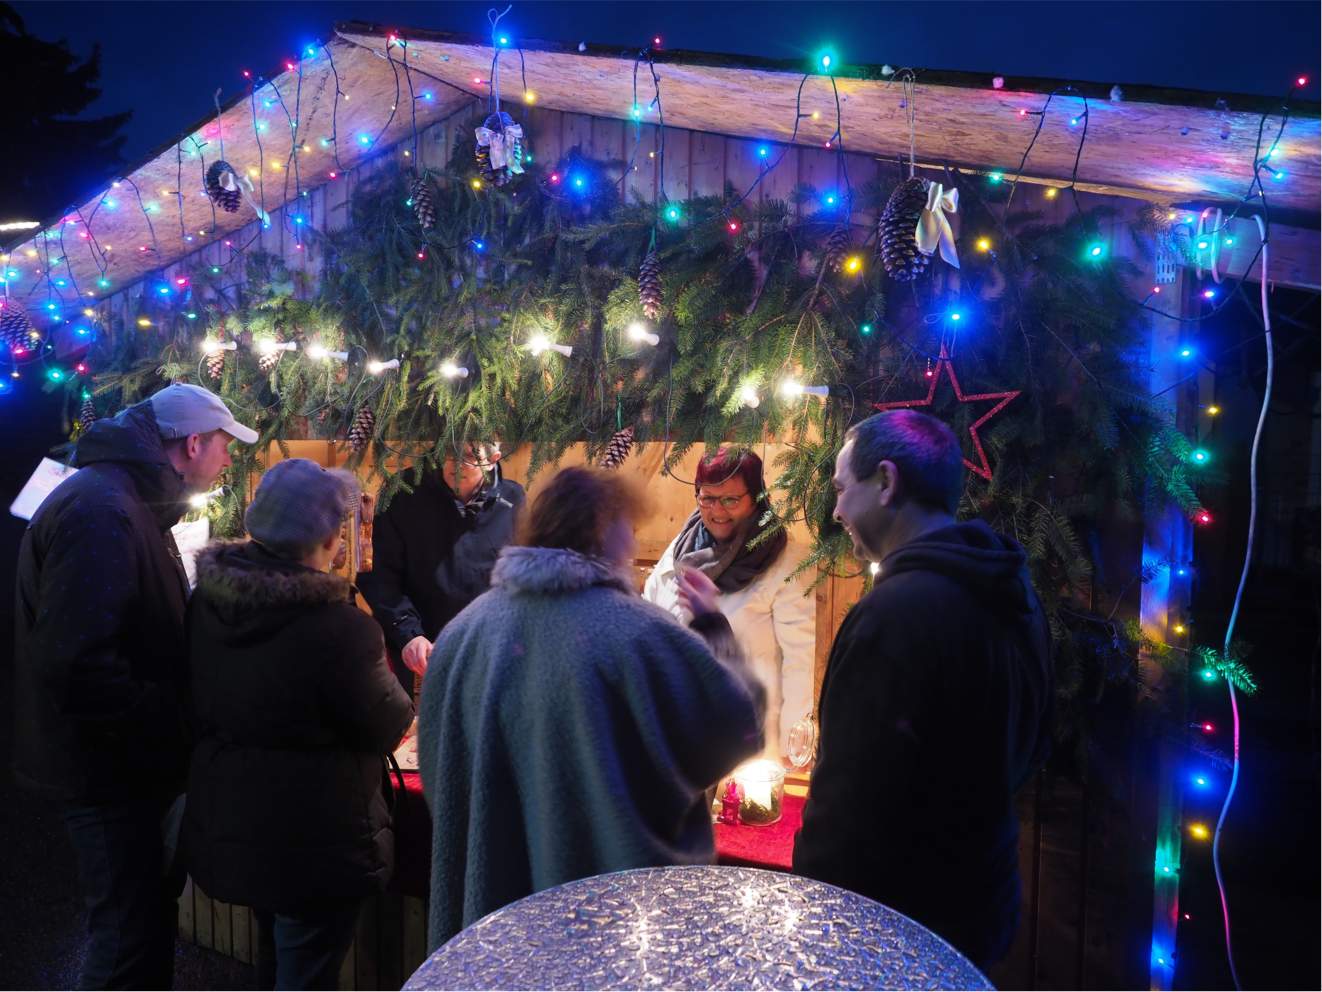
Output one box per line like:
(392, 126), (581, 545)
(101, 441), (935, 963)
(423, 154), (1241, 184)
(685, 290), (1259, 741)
(13, 382), (257, 989)
(185, 459), (413, 990)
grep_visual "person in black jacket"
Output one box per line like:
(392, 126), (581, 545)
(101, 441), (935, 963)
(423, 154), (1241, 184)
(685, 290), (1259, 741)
(12, 383), (257, 989)
(357, 441), (524, 687)
(184, 458), (413, 990)
(793, 410), (1052, 971)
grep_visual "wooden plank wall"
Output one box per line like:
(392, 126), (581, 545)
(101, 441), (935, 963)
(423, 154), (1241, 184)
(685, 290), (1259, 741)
(136, 103), (1173, 990)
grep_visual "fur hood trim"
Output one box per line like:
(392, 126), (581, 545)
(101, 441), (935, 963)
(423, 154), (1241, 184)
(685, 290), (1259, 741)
(491, 546), (635, 596)
(196, 540), (352, 611)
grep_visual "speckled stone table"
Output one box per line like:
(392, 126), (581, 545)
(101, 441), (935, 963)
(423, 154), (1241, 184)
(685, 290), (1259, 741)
(403, 865), (991, 990)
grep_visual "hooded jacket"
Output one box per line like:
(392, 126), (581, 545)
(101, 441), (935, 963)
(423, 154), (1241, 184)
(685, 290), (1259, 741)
(183, 541), (414, 915)
(356, 469), (524, 658)
(418, 545), (765, 950)
(12, 400), (193, 801)
(793, 520), (1052, 968)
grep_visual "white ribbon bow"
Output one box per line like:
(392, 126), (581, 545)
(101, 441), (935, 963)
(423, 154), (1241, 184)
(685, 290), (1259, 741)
(915, 183), (960, 269)
(476, 122), (526, 175)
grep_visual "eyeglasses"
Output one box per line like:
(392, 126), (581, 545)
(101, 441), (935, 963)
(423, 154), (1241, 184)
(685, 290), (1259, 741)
(696, 492), (749, 510)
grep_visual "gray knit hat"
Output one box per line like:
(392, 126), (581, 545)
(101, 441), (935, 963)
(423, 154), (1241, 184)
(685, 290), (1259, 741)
(245, 459), (359, 558)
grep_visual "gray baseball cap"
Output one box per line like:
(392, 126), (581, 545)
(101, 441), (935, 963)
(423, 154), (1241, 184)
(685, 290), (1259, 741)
(149, 383), (258, 444)
(245, 458), (358, 557)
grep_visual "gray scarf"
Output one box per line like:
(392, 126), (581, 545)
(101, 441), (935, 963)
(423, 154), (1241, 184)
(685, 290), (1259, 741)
(672, 508), (788, 594)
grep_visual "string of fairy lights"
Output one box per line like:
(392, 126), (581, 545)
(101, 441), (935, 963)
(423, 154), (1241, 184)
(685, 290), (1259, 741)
(0, 18), (1312, 985)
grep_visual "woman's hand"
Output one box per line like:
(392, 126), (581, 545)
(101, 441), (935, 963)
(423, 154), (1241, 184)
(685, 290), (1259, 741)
(676, 566), (722, 618)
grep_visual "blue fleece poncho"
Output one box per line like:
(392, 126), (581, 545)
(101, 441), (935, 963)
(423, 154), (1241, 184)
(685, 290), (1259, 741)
(417, 545), (764, 949)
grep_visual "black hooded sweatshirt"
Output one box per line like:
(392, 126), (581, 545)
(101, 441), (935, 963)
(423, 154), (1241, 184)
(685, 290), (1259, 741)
(12, 400), (193, 802)
(793, 520), (1052, 969)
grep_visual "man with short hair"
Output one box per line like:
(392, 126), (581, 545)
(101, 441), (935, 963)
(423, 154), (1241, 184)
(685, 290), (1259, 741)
(13, 383), (257, 989)
(793, 409), (1051, 970)
(357, 441), (524, 686)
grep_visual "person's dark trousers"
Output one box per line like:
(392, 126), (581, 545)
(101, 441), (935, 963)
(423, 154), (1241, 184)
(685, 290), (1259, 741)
(62, 793), (185, 990)
(254, 900), (363, 990)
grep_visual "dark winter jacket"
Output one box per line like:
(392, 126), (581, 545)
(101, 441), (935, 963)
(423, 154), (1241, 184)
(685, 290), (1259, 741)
(418, 545), (765, 949)
(793, 520), (1052, 969)
(356, 470), (524, 656)
(12, 400), (192, 802)
(183, 541), (414, 915)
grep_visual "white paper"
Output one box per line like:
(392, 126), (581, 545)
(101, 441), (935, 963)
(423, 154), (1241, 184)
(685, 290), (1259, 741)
(392, 720), (420, 772)
(171, 518), (210, 589)
(9, 458), (78, 521)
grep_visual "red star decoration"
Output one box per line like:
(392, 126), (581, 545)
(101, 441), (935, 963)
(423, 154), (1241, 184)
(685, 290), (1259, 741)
(872, 343), (1021, 480)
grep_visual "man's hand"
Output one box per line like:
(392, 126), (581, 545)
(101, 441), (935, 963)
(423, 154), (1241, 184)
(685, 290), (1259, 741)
(401, 635), (433, 676)
(676, 566), (722, 618)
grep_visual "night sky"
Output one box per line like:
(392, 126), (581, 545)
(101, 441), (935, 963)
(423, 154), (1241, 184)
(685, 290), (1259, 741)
(11, 0), (1322, 167)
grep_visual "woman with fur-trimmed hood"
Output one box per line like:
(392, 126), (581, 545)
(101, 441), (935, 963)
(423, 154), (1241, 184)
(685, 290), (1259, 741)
(418, 466), (766, 950)
(184, 459), (413, 990)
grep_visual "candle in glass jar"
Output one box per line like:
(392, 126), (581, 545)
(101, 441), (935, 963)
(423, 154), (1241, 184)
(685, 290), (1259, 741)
(732, 758), (785, 826)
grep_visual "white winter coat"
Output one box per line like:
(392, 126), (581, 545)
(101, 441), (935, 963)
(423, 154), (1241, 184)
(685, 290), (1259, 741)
(643, 534), (816, 759)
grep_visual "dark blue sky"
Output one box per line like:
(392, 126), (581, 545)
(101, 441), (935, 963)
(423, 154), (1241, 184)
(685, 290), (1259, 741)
(13, 1), (1322, 166)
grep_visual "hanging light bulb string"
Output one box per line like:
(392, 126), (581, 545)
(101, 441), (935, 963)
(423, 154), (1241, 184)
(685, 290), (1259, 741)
(1208, 213), (1271, 992)
(396, 43), (422, 163)
(365, 37), (403, 150)
(247, 83), (269, 223)
(323, 43), (346, 172)
(487, 5), (512, 114)
(189, 135), (220, 237)
(121, 175), (161, 258)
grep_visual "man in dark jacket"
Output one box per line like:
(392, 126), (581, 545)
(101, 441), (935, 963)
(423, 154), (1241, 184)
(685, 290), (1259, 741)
(13, 383), (257, 989)
(185, 458), (413, 989)
(793, 410), (1051, 971)
(357, 442), (524, 687)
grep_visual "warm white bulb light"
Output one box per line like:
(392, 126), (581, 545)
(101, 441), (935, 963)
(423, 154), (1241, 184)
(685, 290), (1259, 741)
(627, 322), (660, 347)
(367, 358), (401, 375)
(440, 361), (470, 380)
(739, 384), (761, 408)
(306, 343), (349, 361)
(779, 379), (829, 400)
(528, 334), (572, 358)
(257, 338), (297, 355)
(202, 339), (237, 355)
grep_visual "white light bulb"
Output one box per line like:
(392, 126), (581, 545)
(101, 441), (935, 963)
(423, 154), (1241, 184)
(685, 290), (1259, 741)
(367, 358), (400, 375)
(627, 322), (660, 347)
(257, 338), (296, 355)
(527, 334), (572, 358)
(869, 561), (880, 576)
(306, 343), (348, 362)
(440, 361), (470, 380)
(779, 379), (805, 399)
(739, 384), (761, 408)
(202, 339), (236, 355)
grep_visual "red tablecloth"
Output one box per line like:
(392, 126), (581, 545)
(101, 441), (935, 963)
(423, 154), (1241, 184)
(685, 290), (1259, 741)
(391, 772), (802, 900)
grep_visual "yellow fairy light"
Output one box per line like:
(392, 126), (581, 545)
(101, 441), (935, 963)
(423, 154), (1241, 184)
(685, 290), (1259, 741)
(26, 249), (38, 258)
(137, 317), (152, 328)
(1044, 187), (1059, 200)
(471, 178), (483, 190)
(82, 308), (94, 317)
(844, 255), (863, 274)
(1167, 210), (1177, 220)
(975, 237), (992, 253)
(811, 110), (821, 120)
(1207, 405), (1221, 416)
(403, 149), (411, 157)
(524, 90), (537, 105)
(1189, 823), (1210, 841)
(1173, 623), (1187, 635)
(271, 160), (282, 171)
(247, 168), (258, 178)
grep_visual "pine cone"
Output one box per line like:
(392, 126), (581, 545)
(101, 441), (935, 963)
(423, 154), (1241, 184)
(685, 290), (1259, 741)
(475, 144), (493, 184)
(598, 426), (635, 469)
(824, 225), (850, 273)
(258, 351), (280, 373)
(638, 250), (662, 321)
(410, 175), (437, 230)
(347, 406), (376, 453)
(877, 177), (931, 281)
(205, 349), (225, 381)
(0, 301), (35, 353)
(205, 160), (243, 214)
(77, 396), (97, 433)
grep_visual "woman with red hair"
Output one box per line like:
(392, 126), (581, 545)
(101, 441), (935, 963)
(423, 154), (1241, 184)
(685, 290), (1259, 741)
(644, 447), (816, 761)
